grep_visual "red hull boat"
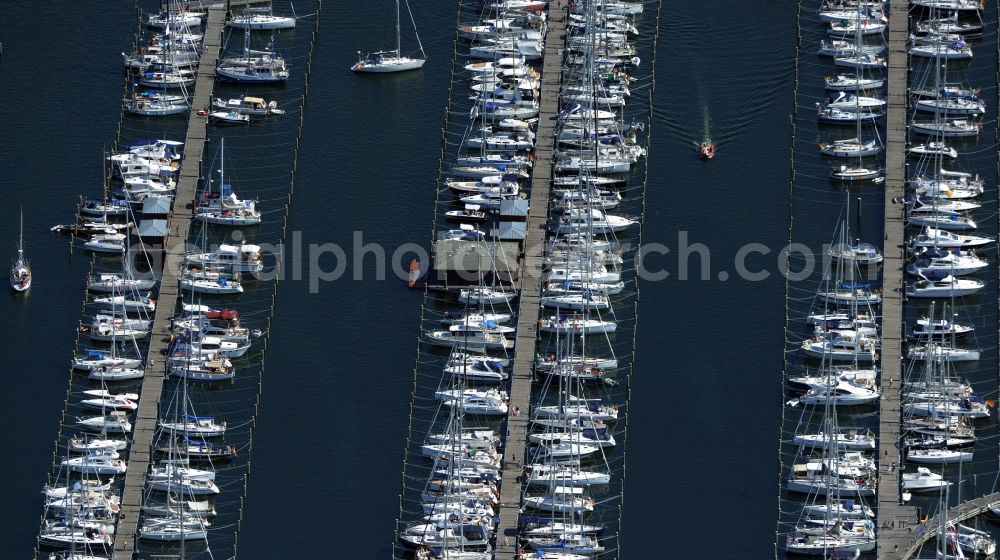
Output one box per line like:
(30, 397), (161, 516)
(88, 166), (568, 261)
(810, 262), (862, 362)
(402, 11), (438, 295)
(699, 142), (716, 160)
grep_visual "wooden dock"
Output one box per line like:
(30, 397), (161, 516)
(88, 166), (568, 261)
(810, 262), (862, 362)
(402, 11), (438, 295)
(875, 0), (916, 557)
(494, 5), (565, 559)
(111, 7), (225, 559)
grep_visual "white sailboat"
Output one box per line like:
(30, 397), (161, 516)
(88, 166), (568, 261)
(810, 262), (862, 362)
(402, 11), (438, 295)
(352, 0), (426, 73)
(10, 208), (31, 292)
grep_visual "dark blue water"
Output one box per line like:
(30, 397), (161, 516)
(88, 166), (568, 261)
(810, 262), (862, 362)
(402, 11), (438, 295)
(0, 0), (903, 558)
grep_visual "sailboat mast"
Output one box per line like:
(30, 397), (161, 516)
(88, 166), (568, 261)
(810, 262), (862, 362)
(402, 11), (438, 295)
(396, 0), (401, 55)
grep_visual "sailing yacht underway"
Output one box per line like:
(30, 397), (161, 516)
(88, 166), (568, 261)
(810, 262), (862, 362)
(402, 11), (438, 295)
(10, 208), (31, 292)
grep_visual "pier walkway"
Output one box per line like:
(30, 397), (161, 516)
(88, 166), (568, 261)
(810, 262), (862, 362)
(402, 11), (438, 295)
(898, 493), (1000, 558)
(875, 0), (915, 557)
(494, 4), (566, 559)
(111, 6), (225, 559)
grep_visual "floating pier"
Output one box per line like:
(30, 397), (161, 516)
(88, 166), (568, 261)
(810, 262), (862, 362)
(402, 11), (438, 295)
(874, 0), (915, 557)
(493, 4), (566, 558)
(111, 6), (225, 559)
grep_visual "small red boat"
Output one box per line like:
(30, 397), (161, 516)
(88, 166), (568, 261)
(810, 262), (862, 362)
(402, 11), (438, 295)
(699, 142), (716, 160)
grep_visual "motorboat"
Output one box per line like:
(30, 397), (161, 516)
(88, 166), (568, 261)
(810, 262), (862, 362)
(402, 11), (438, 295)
(62, 454), (128, 475)
(902, 467), (952, 492)
(443, 356), (509, 382)
(212, 95), (285, 116)
(185, 243), (263, 273)
(80, 389), (139, 412)
(911, 316), (974, 337)
(909, 227), (991, 249)
(906, 274), (984, 298)
(907, 248), (987, 277)
(209, 110), (250, 125)
(790, 379), (880, 407)
(699, 141), (715, 159)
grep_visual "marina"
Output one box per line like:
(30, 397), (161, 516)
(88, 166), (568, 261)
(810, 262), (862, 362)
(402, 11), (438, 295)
(780, 0), (1000, 558)
(391, 0), (654, 558)
(7, 0), (1000, 558)
(8, 1), (321, 559)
